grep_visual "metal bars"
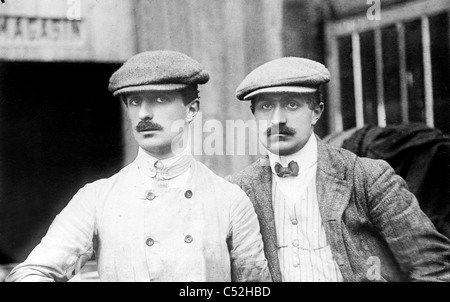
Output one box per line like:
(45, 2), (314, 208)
(325, 0), (450, 133)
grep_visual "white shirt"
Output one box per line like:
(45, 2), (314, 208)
(268, 133), (343, 282)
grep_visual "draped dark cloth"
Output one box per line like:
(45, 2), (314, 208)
(342, 123), (450, 239)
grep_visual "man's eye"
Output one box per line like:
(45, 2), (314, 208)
(155, 97), (168, 103)
(129, 97), (142, 106)
(261, 103), (273, 110)
(287, 102), (299, 109)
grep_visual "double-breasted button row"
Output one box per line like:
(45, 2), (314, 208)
(145, 235), (194, 246)
(145, 190), (193, 200)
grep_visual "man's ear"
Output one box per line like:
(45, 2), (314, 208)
(312, 102), (324, 126)
(186, 100), (200, 122)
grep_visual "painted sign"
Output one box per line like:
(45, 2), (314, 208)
(0, 15), (83, 45)
(0, 0), (134, 62)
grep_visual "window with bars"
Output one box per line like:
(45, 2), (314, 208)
(325, 0), (450, 134)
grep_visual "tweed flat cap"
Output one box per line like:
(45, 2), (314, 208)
(236, 57), (330, 100)
(109, 50), (209, 96)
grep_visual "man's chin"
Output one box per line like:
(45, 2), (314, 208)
(136, 135), (186, 158)
(265, 143), (292, 156)
(265, 139), (305, 156)
(138, 142), (173, 159)
(136, 137), (163, 151)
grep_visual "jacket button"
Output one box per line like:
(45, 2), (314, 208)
(184, 190), (193, 199)
(146, 192), (156, 200)
(154, 161), (164, 169)
(146, 238), (155, 246)
(184, 235), (193, 243)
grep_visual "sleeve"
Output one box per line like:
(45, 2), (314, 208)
(6, 184), (97, 282)
(361, 158), (450, 282)
(227, 186), (272, 282)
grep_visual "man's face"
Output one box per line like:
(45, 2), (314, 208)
(124, 90), (191, 159)
(252, 92), (323, 156)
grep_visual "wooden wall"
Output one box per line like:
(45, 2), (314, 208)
(125, 0), (284, 176)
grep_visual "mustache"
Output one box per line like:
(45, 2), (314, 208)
(136, 120), (164, 132)
(265, 124), (296, 136)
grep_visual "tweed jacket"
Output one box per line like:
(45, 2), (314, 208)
(226, 139), (450, 282)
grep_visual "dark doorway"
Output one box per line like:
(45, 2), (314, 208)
(0, 61), (123, 263)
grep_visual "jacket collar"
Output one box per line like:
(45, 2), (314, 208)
(136, 147), (193, 181)
(316, 139), (353, 222)
(316, 139), (362, 281)
(120, 157), (198, 201)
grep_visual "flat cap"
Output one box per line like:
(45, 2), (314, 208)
(236, 57), (330, 100)
(109, 50), (209, 96)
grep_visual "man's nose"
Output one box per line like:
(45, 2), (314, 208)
(138, 101), (154, 120)
(271, 105), (286, 125)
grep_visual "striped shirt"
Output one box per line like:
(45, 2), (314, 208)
(268, 133), (343, 282)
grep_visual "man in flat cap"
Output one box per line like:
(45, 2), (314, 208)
(7, 50), (270, 282)
(227, 57), (450, 282)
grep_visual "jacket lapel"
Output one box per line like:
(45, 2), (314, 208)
(248, 157), (282, 282)
(316, 140), (352, 221)
(316, 139), (357, 281)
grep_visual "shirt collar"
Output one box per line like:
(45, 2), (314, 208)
(136, 146), (193, 181)
(267, 132), (317, 176)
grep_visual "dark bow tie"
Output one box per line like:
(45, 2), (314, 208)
(274, 161), (299, 177)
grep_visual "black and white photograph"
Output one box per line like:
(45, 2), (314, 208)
(0, 0), (449, 286)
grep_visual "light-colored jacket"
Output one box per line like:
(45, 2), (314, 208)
(7, 158), (270, 282)
(227, 139), (450, 282)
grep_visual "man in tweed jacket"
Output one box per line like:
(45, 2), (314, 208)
(227, 57), (450, 282)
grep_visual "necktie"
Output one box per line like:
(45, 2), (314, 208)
(274, 161), (299, 177)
